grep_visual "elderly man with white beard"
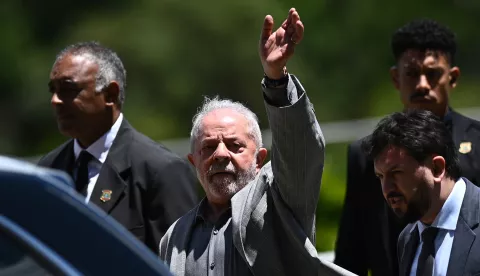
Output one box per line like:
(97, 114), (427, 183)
(158, 7), (355, 276)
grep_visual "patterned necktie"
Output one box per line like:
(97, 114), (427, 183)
(416, 227), (439, 276)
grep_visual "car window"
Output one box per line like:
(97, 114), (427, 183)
(0, 232), (52, 276)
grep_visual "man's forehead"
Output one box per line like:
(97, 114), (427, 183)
(50, 53), (98, 79)
(399, 49), (448, 68)
(200, 109), (249, 135)
(202, 109), (247, 125)
(374, 146), (409, 169)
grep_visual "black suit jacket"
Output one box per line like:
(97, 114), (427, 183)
(398, 178), (480, 276)
(334, 110), (480, 276)
(38, 119), (198, 252)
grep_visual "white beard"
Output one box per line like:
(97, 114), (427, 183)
(200, 160), (257, 198)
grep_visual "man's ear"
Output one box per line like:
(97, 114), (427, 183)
(431, 155), (447, 182)
(187, 154), (195, 167)
(449, 67), (460, 89)
(390, 66), (400, 90)
(103, 81), (120, 107)
(256, 148), (268, 171)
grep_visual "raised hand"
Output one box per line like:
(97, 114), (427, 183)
(259, 8), (304, 80)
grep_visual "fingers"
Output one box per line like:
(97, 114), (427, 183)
(291, 20), (304, 45)
(261, 15), (274, 43)
(282, 8), (296, 29)
(261, 8), (302, 48)
(287, 8), (303, 45)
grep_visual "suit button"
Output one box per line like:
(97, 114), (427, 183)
(210, 262), (215, 270)
(213, 229), (219, 235)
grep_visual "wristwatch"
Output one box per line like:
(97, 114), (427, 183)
(264, 74), (289, 88)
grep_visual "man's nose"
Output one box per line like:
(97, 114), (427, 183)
(416, 74), (430, 93)
(51, 92), (62, 106)
(213, 143), (230, 162)
(381, 176), (396, 199)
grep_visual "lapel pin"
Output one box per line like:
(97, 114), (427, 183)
(459, 142), (472, 154)
(100, 189), (113, 202)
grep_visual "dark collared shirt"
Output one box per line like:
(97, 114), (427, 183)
(185, 199), (253, 276)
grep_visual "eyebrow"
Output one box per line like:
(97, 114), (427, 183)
(403, 58), (442, 68)
(48, 78), (78, 87)
(375, 164), (402, 175)
(201, 135), (243, 143)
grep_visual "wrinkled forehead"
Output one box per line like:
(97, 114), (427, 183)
(199, 109), (250, 138)
(398, 49), (450, 69)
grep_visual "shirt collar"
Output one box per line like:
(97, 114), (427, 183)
(195, 197), (209, 222)
(413, 178), (466, 238)
(195, 197), (232, 225)
(73, 113), (124, 163)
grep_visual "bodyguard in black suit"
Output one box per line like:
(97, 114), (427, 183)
(334, 19), (480, 276)
(363, 110), (480, 276)
(39, 41), (198, 252)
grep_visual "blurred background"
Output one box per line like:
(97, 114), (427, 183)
(1, 0), (480, 253)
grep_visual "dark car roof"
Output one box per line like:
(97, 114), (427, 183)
(0, 156), (172, 276)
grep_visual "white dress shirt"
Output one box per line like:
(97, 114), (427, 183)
(409, 178), (466, 276)
(73, 113), (123, 203)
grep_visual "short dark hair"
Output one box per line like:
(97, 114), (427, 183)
(391, 19), (457, 65)
(55, 41), (127, 108)
(362, 109), (461, 180)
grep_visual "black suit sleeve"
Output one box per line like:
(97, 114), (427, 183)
(334, 141), (369, 276)
(144, 156), (198, 252)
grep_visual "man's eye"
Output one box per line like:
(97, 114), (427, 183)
(405, 70), (418, 77)
(426, 70), (441, 80)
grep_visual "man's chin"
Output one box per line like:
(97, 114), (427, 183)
(57, 123), (77, 138)
(209, 179), (245, 195)
(393, 208), (422, 224)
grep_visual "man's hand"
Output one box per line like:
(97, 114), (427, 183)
(259, 8), (304, 80)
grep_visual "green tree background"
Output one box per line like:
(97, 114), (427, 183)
(2, 0), (480, 252)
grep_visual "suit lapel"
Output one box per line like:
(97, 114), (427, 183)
(51, 140), (75, 176)
(446, 218), (475, 276)
(88, 119), (133, 214)
(381, 203), (394, 271)
(451, 110), (479, 181)
(450, 110), (467, 147)
(447, 179), (479, 276)
(89, 162), (128, 213)
(399, 225), (419, 276)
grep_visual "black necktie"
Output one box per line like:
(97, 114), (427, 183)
(416, 227), (439, 276)
(75, 151), (93, 196)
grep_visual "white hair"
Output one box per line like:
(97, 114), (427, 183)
(190, 96), (262, 153)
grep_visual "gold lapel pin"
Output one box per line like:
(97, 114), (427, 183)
(100, 190), (113, 202)
(459, 142), (472, 154)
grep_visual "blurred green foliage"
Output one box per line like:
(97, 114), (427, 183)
(1, 0), (480, 252)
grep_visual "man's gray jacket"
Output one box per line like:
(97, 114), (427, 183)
(159, 75), (356, 276)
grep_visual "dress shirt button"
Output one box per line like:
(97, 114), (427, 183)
(213, 229), (219, 235)
(210, 262), (215, 270)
